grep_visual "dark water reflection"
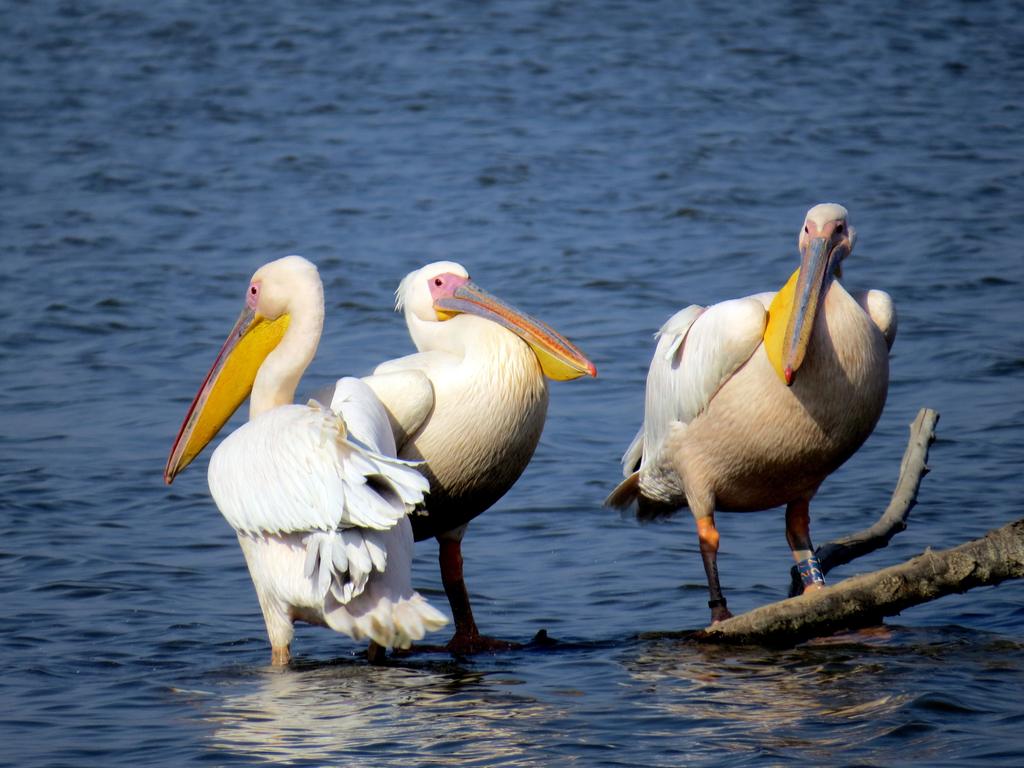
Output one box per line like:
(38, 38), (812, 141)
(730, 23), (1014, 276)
(3, 0), (1024, 765)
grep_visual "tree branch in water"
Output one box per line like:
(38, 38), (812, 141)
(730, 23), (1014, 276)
(787, 407), (940, 597)
(698, 517), (1024, 647)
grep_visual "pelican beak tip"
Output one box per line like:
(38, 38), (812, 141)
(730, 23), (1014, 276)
(163, 461), (179, 486)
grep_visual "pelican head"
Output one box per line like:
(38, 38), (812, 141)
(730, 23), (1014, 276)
(164, 256), (320, 484)
(766, 204), (855, 386)
(397, 261), (597, 380)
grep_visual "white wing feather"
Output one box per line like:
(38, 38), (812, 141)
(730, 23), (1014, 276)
(317, 517), (447, 648)
(208, 377), (446, 645)
(361, 366), (435, 452)
(208, 385), (429, 537)
(620, 304), (704, 476)
(854, 289), (897, 350)
(634, 297), (767, 470)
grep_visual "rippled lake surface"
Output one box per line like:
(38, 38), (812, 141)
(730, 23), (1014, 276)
(3, 1), (1023, 765)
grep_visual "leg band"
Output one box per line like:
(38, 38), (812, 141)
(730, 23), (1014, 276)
(708, 597), (728, 610)
(797, 554), (825, 588)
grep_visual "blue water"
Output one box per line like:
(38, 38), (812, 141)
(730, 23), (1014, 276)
(2, 1), (1023, 765)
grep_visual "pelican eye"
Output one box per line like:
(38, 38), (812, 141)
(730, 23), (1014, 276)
(835, 223), (845, 234)
(434, 278), (443, 287)
(804, 225), (809, 234)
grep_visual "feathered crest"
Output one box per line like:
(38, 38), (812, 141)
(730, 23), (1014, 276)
(394, 269), (417, 312)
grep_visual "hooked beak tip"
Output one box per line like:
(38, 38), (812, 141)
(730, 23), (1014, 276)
(784, 366), (795, 386)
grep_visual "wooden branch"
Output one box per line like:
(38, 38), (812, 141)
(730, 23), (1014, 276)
(788, 407), (940, 597)
(636, 409), (1021, 649)
(698, 518), (1024, 647)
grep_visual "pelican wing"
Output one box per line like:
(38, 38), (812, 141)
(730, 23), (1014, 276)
(854, 289), (897, 350)
(608, 297), (766, 509)
(304, 378), (444, 632)
(361, 364), (436, 452)
(633, 297), (767, 472)
(208, 391), (429, 538)
(214, 379), (445, 641)
(619, 305), (703, 475)
(327, 377), (403, 455)
(311, 517), (447, 647)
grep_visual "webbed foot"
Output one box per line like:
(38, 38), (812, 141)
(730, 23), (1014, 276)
(446, 631), (521, 656)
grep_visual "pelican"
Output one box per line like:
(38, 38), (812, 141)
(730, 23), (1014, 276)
(316, 261), (597, 654)
(607, 204), (896, 623)
(164, 255), (447, 665)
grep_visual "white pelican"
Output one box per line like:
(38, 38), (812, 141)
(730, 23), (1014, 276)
(607, 204), (896, 624)
(164, 256), (447, 665)
(316, 261), (597, 654)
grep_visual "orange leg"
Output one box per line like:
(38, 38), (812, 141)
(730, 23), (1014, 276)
(786, 499), (825, 593)
(696, 515), (733, 623)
